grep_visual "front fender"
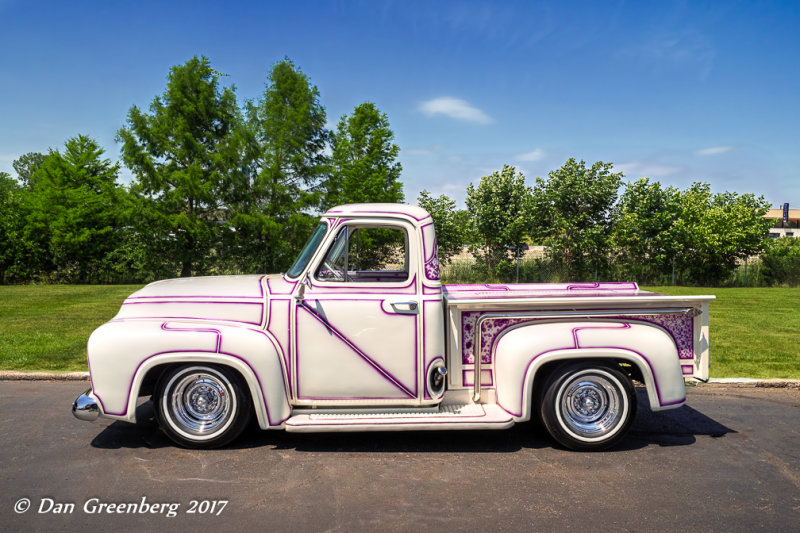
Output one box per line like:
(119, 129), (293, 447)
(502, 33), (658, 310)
(493, 320), (685, 421)
(87, 319), (291, 429)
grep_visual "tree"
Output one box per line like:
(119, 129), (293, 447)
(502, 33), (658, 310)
(673, 183), (770, 285)
(530, 158), (622, 278)
(611, 178), (682, 283)
(232, 59), (328, 273)
(466, 165), (532, 274)
(23, 135), (128, 281)
(325, 102), (403, 208)
(12, 152), (46, 189)
(117, 56), (244, 277)
(0, 172), (25, 283)
(417, 190), (468, 265)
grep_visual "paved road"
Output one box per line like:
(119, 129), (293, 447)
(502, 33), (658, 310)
(1, 381), (799, 532)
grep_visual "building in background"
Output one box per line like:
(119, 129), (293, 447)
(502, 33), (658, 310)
(764, 203), (800, 238)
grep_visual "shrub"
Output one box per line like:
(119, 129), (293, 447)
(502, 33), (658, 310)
(761, 238), (800, 287)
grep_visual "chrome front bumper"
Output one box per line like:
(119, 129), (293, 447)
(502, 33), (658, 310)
(72, 389), (100, 421)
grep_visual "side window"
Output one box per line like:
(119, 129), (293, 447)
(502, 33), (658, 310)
(316, 225), (409, 283)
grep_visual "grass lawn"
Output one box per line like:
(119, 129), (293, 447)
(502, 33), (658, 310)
(0, 284), (798, 378)
(0, 285), (143, 372)
(645, 286), (800, 379)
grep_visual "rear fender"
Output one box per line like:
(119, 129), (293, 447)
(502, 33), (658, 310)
(493, 320), (685, 422)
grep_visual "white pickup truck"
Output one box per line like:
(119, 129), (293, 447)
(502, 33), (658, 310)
(73, 203), (714, 451)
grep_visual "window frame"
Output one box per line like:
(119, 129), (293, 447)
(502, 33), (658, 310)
(309, 218), (417, 288)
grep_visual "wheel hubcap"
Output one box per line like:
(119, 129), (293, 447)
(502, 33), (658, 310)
(168, 371), (233, 437)
(570, 385), (604, 420)
(558, 371), (625, 440)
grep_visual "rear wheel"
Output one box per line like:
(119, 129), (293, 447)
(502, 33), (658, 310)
(538, 362), (636, 451)
(155, 364), (251, 448)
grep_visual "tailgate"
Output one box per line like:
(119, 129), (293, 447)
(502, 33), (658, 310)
(686, 299), (713, 381)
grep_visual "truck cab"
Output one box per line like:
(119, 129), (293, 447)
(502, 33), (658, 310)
(281, 204), (446, 407)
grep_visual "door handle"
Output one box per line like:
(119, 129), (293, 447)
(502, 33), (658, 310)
(387, 300), (419, 314)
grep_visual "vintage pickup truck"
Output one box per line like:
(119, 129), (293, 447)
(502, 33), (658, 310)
(73, 203), (714, 451)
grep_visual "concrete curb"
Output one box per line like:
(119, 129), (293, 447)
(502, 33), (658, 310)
(705, 378), (800, 389)
(0, 371), (90, 381)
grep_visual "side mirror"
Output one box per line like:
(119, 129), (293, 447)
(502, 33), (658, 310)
(295, 272), (312, 301)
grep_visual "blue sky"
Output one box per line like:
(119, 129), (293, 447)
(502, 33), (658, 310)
(1, 0), (798, 207)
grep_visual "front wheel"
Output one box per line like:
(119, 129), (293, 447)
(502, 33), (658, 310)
(155, 364), (252, 448)
(538, 362), (636, 451)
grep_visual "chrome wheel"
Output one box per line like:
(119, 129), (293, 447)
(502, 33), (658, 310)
(538, 362), (636, 451)
(166, 369), (235, 437)
(556, 370), (625, 441)
(155, 364), (251, 448)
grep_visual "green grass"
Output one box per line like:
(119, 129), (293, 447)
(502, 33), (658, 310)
(0, 285), (143, 371)
(0, 285), (798, 378)
(645, 287), (800, 379)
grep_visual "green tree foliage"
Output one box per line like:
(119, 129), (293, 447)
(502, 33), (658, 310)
(611, 178), (682, 282)
(531, 158), (622, 278)
(417, 190), (469, 265)
(466, 165), (532, 274)
(12, 152), (46, 189)
(326, 102), (403, 208)
(0, 173), (24, 283)
(761, 237), (800, 287)
(345, 226), (406, 272)
(117, 56), (244, 277)
(673, 183), (771, 285)
(22, 135), (128, 282)
(97, 192), (181, 283)
(233, 59), (328, 272)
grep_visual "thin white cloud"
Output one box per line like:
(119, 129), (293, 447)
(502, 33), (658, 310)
(615, 161), (681, 177)
(0, 153), (18, 161)
(404, 148), (434, 156)
(418, 97), (493, 124)
(404, 144), (447, 157)
(440, 182), (466, 193)
(622, 29), (716, 79)
(694, 146), (732, 156)
(515, 148), (545, 161)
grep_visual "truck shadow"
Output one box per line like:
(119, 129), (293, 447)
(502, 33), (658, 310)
(91, 389), (735, 452)
(621, 389), (736, 450)
(90, 400), (171, 450)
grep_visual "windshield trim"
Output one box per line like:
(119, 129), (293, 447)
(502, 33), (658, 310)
(285, 221), (330, 280)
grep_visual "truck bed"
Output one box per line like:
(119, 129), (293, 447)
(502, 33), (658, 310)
(442, 282), (715, 386)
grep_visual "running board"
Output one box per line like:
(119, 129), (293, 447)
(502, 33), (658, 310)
(285, 404), (514, 433)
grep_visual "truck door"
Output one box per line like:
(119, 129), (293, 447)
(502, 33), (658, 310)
(292, 219), (422, 405)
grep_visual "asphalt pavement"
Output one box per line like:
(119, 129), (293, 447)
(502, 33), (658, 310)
(1, 381), (799, 532)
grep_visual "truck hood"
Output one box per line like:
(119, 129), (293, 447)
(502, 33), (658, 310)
(115, 275), (268, 326)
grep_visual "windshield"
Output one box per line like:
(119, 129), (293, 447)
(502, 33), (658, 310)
(287, 222), (328, 278)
